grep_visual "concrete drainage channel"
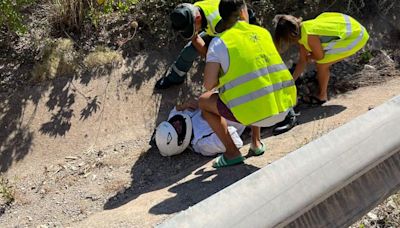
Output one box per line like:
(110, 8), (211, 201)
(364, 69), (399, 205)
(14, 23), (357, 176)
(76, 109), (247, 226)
(158, 95), (400, 228)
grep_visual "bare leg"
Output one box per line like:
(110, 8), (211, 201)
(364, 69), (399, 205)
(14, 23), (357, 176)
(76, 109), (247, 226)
(199, 91), (241, 159)
(316, 63), (332, 101)
(251, 126), (262, 149)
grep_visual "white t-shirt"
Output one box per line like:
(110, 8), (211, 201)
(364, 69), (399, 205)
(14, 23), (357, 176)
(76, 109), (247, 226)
(168, 107), (245, 156)
(206, 37), (230, 74)
(206, 37), (289, 127)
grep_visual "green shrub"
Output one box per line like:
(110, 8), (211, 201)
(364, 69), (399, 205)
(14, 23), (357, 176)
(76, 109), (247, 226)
(48, 0), (89, 32)
(48, 0), (138, 32)
(32, 38), (78, 81)
(0, 0), (34, 34)
(99, 0), (138, 14)
(360, 50), (373, 64)
(0, 176), (14, 205)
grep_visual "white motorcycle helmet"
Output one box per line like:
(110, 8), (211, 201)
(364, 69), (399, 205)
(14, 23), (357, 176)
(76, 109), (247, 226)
(155, 113), (193, 156)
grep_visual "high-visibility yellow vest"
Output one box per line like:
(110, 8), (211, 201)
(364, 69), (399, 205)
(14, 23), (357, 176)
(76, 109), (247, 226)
(194, 0), (222, 36)
(218, 21), (297, 126)
(298, 12), (369, 64)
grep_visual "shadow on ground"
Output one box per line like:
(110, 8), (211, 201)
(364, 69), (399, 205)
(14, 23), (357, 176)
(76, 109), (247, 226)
(103, 145), (211, 210)
(239, 104), (347, 146)
(103, 58), (208, 210)
(0, 47), (189, 173)
(0, 91), (38, 173)
(296, 104), (347, 125)
(0, 64), (116, 172)
(103, 141), (260, 215)
(149, 163), (259, 215)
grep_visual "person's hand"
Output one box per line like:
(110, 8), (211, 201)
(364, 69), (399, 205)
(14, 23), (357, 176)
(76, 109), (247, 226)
(306, 53), (315, 63)
(185, 99), (198, 111)
(191, 33), (200, 42)
(175, 103), (185, 111)
(176, 99), (198, 111)
(191, 34), (207, 58)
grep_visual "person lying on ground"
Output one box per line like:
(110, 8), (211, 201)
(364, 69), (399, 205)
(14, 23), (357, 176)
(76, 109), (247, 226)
(274, 12), (369, 105)
(154, 99), (245, 157)
(199, 0), (297, 168)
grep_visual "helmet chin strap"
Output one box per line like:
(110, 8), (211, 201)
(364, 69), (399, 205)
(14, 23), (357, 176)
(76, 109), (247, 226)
(149, 128), (157, 147)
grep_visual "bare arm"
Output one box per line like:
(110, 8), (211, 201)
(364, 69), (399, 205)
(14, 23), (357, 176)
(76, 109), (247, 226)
(292, 45), (308, 80)
(203, 62), (220, 91)
(308, 35), (324, 61)
(191, 34), (207, 58)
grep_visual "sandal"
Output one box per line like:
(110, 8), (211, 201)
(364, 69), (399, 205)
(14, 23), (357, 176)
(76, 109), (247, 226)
(301, 95), (327, 106)
(212, 154), (244, 168)
(248, 141), (266, 156)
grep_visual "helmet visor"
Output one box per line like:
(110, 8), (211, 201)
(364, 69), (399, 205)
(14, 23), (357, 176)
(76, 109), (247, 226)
(168, 115), (187, 146)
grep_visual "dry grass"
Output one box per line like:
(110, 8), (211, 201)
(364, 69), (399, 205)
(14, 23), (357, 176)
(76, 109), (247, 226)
(46, 0), (92, 32)
(83, 46), (123, 69)
(31, 41), (123, 81)
(32, 38), (78, 82)
(295, 114), (331, 148)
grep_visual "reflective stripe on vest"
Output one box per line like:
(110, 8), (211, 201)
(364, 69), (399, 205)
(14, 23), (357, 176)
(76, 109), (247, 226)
(344, 14), (352, 37)
(219, 63), (287, 94)
(226, 79), (295, 109)
(194, 0), (221, 36)
(325, 26), (366, 54)
(323, 14), (352, 51)
(206, 10), (219, 34)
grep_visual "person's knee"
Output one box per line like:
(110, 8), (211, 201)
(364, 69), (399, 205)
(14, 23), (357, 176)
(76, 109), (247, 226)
(198, 93), (209, 111)
(198, 92), (216, 111)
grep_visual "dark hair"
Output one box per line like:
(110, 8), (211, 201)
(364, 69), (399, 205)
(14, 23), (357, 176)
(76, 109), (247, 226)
(274, 15), (302, 52)
(219, 0), (246, 22)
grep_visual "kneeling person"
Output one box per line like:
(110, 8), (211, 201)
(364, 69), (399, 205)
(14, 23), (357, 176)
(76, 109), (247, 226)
(199, 0), (297, 168)
(155, 0), (223, 89)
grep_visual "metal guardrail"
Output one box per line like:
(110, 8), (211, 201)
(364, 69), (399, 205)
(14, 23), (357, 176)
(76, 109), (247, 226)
(159, 95), (400, 228)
